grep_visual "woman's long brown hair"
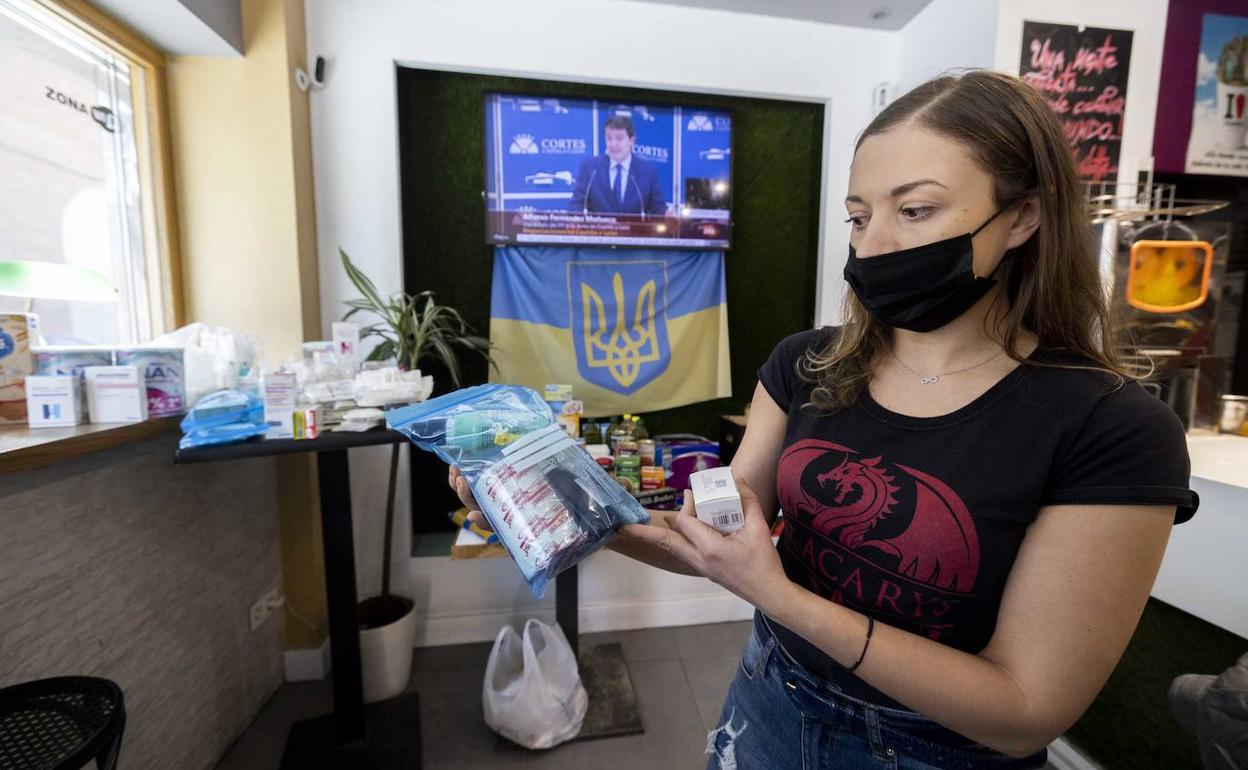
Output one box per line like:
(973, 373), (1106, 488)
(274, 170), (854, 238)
(804, 69), (1131, 413)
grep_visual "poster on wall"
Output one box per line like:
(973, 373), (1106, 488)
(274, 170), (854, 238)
(1184, 14), (1248, 176)
(1153, 1), (1248, 175)
(1018, 21), (1133, 182)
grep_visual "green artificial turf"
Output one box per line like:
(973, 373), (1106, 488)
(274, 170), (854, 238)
(1066, 598), (1246, 769)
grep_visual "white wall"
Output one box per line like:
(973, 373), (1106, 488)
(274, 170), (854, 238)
(897, 0), (1000, 95)
(304, 0), (897, 644)
(994, 0), (1170, 186)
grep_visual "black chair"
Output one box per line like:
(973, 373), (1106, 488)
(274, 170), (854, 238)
(0, 677), (125, 770)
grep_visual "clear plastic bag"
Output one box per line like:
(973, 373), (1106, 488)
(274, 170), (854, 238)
(483, 619), (587, 749)
(147, 323), (262, 407)
(386, 384), (650, 598)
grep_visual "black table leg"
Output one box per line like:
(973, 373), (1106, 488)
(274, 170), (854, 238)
(281, 447), (423, 769)
(553, 563), (648, 742)
(556, 564), (578, 658)
(317, 448), (367, 742)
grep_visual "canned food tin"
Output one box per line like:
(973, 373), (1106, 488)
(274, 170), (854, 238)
(616, 455), (642, 493)
(641, 465), (665, 491)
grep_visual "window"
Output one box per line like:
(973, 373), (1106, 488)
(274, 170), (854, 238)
(0, 0), (179, 345)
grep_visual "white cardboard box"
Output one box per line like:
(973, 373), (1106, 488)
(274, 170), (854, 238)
(25, 375), (84, 427)
(0, 312), (39, 424)
(264, 371), (297, 439)
(690, 467), (745, 534)
(331, 322), (360, 372)
(84, 365), (147, 423)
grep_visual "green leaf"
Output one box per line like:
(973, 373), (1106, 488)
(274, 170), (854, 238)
(339, 250), (387, 313)
(366, 339), (397, 362)
(339, 250), (498, 381)
(428, 335), (462, 388)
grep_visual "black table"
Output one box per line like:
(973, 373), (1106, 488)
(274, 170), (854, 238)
(176, 429), (587, 769)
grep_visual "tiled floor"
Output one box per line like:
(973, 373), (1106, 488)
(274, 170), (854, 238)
(215, 621), (750, 770)
(215, 620), (1062, 769)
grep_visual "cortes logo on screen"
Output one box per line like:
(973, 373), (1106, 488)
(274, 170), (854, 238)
(633, 144), (670, 163)
(687, 114), (714, 131)
(539, 137), (587, 154)
(509, 134), (587, 155)
(509, 134), (539, 154)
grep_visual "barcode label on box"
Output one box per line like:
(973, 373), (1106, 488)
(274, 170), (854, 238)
(712, 512), (743, 529)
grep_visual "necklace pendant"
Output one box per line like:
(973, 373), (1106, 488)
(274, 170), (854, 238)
(919, 375), (940, 385)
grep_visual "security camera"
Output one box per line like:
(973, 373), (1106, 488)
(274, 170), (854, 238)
(295, 55), (326, 92)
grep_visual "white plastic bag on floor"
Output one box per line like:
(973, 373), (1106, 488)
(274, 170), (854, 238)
(483, 619), (587, 749)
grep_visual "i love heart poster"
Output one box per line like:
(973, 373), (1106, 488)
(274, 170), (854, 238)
(1154, 2), (1248, 176)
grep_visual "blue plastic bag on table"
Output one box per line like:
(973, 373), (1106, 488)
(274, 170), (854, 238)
(178, 389), (267, 449)
(386, 384), (650, 598)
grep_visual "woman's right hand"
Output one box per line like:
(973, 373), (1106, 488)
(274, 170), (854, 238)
(448, 466), (493, 532)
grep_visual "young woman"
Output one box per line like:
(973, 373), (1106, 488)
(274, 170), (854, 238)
(452, 70), (1198, 769)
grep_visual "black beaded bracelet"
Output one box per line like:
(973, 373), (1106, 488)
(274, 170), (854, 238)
(846, 616), (874, 673)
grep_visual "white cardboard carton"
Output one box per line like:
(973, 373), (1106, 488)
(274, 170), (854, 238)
(689, 467), (745, 534)
(25, 375), (84, 427)
(264, 371), (297, 439)
(84, 365), (147, 423)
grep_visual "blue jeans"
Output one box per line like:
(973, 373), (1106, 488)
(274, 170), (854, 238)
(705, 613), (1049, 769)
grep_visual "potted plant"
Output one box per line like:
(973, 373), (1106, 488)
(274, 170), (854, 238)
(341, 248), (495, 702)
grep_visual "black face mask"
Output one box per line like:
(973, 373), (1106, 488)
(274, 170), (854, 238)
(843, 205), (1017, 333)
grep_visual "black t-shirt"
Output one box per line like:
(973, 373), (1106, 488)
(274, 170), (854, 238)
(757, 327), (1198, 709)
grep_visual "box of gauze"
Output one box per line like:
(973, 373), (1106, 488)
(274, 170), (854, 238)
(25, 375), (84, 427)
(689, 467), (745, 534)
(84, 365), (147, 423)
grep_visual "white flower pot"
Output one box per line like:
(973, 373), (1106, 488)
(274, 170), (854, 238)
(358, 595), (416, 703)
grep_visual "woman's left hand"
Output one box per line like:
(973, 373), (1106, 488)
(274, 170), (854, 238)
(620, 473), (794, 613)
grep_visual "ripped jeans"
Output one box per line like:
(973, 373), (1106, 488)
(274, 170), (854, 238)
(705, 613), (1049, 770)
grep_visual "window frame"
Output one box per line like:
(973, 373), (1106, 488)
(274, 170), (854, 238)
(24, 0), (185, 335)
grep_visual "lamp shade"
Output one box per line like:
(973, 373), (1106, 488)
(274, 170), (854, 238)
(0, 260), (118, 302)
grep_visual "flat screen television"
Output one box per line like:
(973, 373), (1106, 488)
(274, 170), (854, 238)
(484, 92), (732, 249)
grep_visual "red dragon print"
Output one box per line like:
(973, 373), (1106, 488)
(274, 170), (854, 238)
(781, 439), (980, 593)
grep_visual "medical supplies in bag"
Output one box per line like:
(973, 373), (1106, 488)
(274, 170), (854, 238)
(386, 384), (650, 598)
(178, 389), (267, 449)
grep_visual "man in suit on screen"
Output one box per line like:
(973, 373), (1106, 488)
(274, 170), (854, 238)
(568, 115), (667, 216)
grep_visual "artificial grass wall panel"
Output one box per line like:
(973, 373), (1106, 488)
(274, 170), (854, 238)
(1066, 598), (1247, 769)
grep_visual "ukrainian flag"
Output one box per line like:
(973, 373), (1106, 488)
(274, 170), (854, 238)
(490, 246), (731, 417)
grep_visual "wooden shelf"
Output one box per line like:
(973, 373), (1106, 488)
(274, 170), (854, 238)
(0, 417), (182, 476)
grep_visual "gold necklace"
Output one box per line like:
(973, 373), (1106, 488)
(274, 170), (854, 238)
(891, 347), (1002, 385)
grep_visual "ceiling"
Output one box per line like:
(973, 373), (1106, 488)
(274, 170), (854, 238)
(87, 0), (242, 56)
(624, 0), (936, 31)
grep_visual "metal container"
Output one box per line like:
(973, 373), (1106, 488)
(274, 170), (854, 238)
(1217, 394), (1248, 434)
(616, 455), (641, 494)
(641, 465), (665, 491)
